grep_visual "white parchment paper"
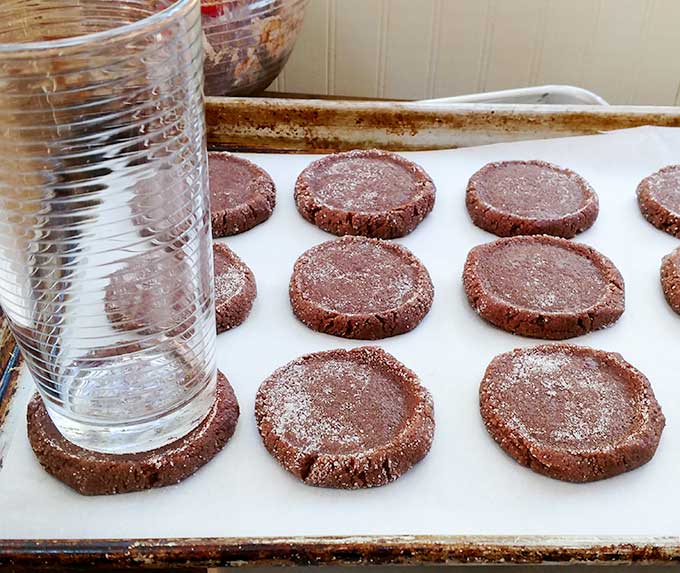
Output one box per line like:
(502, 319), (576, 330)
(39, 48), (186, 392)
(2, 126), (679, 539)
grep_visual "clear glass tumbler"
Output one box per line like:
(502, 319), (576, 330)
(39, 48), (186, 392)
(0, 0), (217, 454)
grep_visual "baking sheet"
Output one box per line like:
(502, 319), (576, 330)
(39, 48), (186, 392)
(2, 126), (680, 540)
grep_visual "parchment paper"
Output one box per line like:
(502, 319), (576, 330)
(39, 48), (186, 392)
(2, 126), (679, 539)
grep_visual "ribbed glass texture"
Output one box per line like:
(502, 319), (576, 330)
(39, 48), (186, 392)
(0, 0), (217, 454)
(201, 0), (307, 96)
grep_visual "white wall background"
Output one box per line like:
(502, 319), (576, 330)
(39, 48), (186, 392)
(267, 0), (680, 105)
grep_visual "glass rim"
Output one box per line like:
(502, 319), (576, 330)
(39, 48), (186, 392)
(0, 0), (196, 56)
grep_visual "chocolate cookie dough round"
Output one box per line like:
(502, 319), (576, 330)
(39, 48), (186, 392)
(131, 169), (194, 247)
(290, 236), (433, 339)
(463, 235), (624, 339)
(105, 249), (196, 336)
(255, 346), (435, 489)
(479, 344), (665, 482)
(209, 152), (276, 238)
(661, 247), (680, 315)
(27, 371), (239, 495)
(294, 149), (436, 239)
(213, 243), (256, 334)
(638, 165), (680, 237)
(466, 160), (599, 238)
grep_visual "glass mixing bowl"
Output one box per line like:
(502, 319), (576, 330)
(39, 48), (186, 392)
(201, 0), (307, 96)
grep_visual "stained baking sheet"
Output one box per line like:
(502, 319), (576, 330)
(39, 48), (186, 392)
(1, 126), (680, 540)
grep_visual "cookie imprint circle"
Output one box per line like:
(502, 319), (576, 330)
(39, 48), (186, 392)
(661, 247), (680, 315)
(213, 243), (256, 334)
(255, 346), (435, 489)
(479, 344), (665, 482)
(466, 160), (598, 238)
(290, 236), (433, 340)
(209, 151), (276, 238)
(463, 235), (624, 339)
(294, 149), (435, 239)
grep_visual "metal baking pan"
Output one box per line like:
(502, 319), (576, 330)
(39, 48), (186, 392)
(204, 97), (680, 152)
(2, 98), (680, 569)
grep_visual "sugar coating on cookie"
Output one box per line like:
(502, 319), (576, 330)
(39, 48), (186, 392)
(463, 235), (624, 339)
(213, 243), (256, 334)
(661, 247), (680, 315)
(209, 152), (276, 238)
(289, 236), (433, 339)
(466, 160), (598, 238)
(255, 346), (435, 489)
(294, 149), (436, 239)
(479, 344), (665, 482)
(105, 249), (196, 336)
(637, 165), (680, 237)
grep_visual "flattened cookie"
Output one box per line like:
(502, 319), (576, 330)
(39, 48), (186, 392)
(637, 165), (680, 237)
(480, 344), (665, 482)
(105, 249), (195, 335)
(290, 236), (433, 339)
(463, 235), (624, 339)
(661, 247), (680, 315)
(255, 346), (435, 488)
(27, 370), (239, 495)
(466, 160), (598, 238)
(294, 149), (436, 239)
(131, 170), (194, 247)
(213, 243), (256, 334)
(209, 152), (276, 237)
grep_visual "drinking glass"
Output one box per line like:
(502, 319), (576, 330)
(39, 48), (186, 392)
(0, 0), (217, 454)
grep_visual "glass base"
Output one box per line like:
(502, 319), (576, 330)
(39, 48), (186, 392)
(45, 368), (216, 455)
